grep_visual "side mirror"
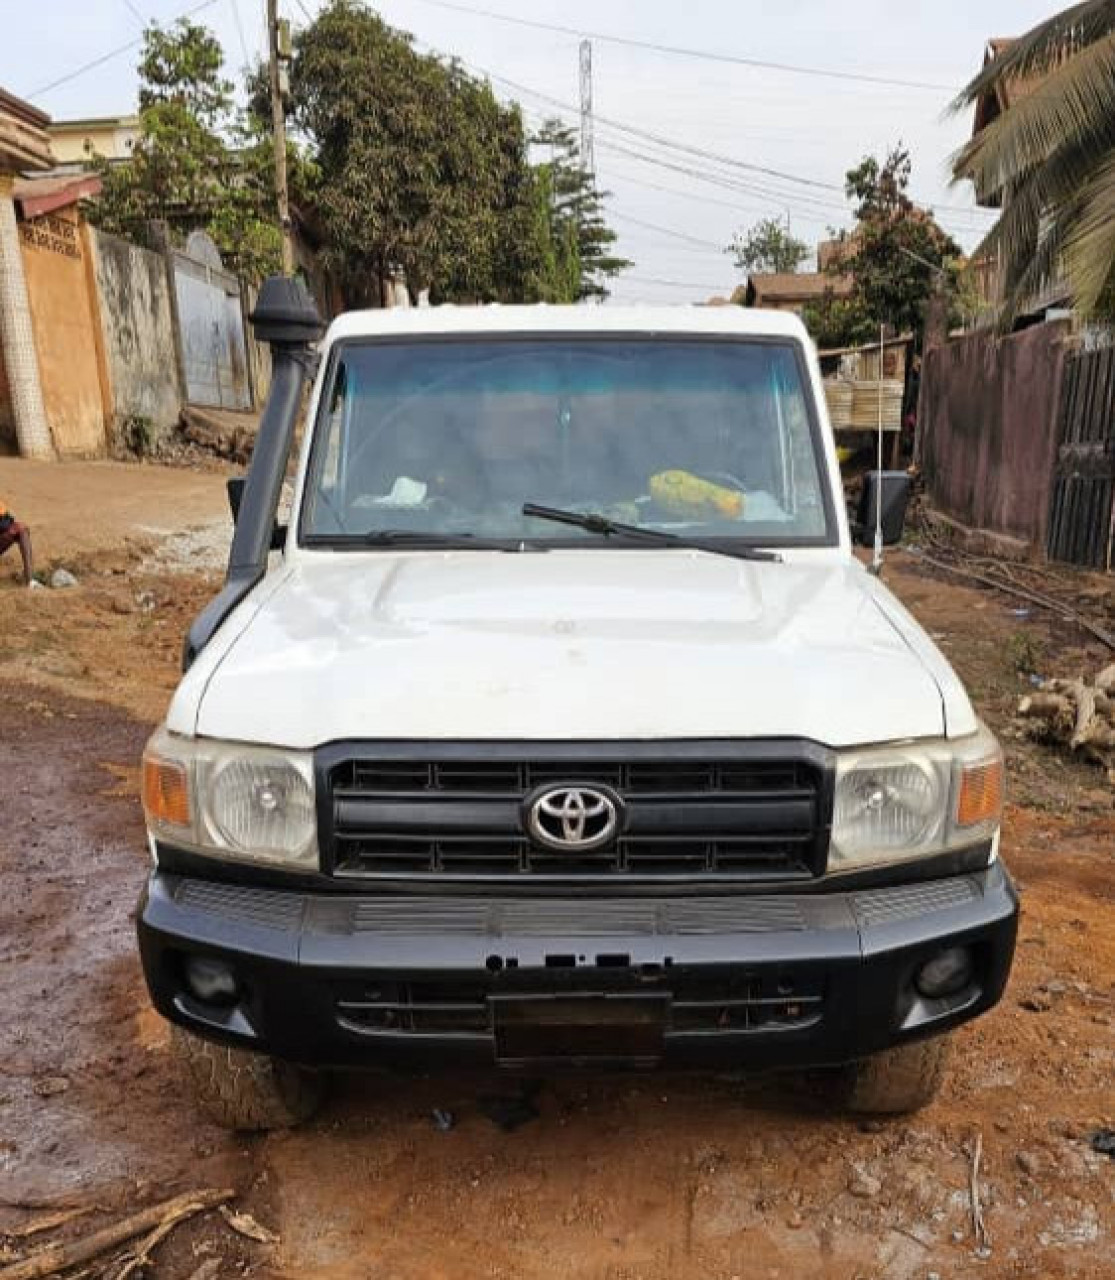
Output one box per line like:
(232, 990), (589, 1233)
(854, 470), (910, 548)
(227, 476), (286, 549)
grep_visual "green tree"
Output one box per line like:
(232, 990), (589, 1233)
(728, 216), (808, 275)
(291, 1), (553, 305)
(531, 118), (631, 300)
(88, 19), (281, 279)
(800, 289), (873, 349)
(951, 2), (1115, 323)
(802, 147), (962, 346)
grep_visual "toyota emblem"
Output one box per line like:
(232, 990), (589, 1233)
(526, 785), (621, 851)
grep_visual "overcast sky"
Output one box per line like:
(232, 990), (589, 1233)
(6, 0), (1066, 304)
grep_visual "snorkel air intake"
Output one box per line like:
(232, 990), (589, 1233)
(182, 275), (323, 670)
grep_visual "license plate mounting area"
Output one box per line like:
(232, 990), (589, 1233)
(491, 992), (668, 1066)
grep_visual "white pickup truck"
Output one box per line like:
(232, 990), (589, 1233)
(138, 280), (1018, 1130)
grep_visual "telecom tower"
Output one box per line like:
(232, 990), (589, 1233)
(579, 39), (595, 182)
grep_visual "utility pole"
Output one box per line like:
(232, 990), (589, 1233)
(267, 0), (294, 275)
(579, 39), (595, 182)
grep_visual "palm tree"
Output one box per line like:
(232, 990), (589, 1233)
(951, 1), (1115, 324)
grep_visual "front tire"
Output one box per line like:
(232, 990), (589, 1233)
(839, 1034), (951, 1115)
(171, 1024), (326, 1131)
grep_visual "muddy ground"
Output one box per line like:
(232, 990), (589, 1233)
(0, 464), (1112, 1279)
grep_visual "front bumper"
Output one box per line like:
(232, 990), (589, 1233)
(137, 864), (1019, 1070)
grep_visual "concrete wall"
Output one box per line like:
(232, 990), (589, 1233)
(0, 343), (13, 451)
(920, 320), (1070, 551)
(90, 227), (182, 446)
(19, 207), (107, 456)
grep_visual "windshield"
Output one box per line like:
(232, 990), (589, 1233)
(301, 336), (834, 545)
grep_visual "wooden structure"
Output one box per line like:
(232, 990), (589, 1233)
(1047, 342), (1115, 570)
(819, 335), (912, 466)
(919, 320), (1070, 557)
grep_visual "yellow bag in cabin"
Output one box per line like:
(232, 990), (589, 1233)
(649, 470), (744, 520)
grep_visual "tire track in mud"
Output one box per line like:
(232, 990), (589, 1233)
(0, 685), (249, 1209)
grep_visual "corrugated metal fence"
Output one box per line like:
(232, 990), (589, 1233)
(171, 250), (251, 411)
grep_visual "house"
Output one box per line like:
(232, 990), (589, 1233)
(817, 236), (856, 272)
(0, 86), (55, 459)
(967, 38), (1070, 320)
(742, 272), (852, 314)
(969, 40), (1045, 206)
(47, 114), (139, 173)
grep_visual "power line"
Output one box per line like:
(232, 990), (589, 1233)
(516, 103), (835, 234)
(26, 0), (220, 99)
(609, 210), (726, 252)
(593, 137), (849, 217)
(597, 140), (990, 236)
(486, 64), (845, 194)
(602, 165), (829, 226)
(405, 0), (959, 93)
(529, 87), (980, 246)
(412, 34), (862, 224)
(450, 42), (998, 230)
(228, 0), (251, 66)
(622, 275), (728, 291)
(412, 36), (844, 200)
(418, 38), (839, 221)
(516, 99), (824, 227)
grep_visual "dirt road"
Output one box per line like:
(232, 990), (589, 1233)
(0, 462), (1111, 1279)
(0, 457), (229, 568)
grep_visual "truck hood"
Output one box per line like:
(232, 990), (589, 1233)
(184, 551), (972, 748)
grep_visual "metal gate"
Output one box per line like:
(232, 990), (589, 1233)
(171, 250), (251, 410)
(1046, 343), (1115, 569)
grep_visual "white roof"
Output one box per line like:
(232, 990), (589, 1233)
(324, 304), (810, 343)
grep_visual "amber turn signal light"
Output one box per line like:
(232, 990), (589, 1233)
(956, 758), (1003, 827)
(143, 756), (191, 829)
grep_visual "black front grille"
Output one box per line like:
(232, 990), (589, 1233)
(334, 969), (825, 1038)
(321, 743), (832, 883)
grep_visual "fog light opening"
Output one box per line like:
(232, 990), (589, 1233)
(914, 946), (974, 999)
(184, 955), (240, 1006)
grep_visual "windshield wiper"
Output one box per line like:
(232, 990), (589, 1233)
(320, 530), (514, 550)
(521, 503), (781, 563)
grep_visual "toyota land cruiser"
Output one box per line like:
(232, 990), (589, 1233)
(137, 278), (1018, 1129)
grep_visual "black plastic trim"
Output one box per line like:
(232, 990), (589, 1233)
(181, 276), (322, 671)
(181, 568), (263, 671)
(315, 737), (835, 884)
(153, 841), (994, 899)
(136, 863), (1019, 1070)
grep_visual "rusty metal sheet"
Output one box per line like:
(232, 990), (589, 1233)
(920, 322), (1070, 549)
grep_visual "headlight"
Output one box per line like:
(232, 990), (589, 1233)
(830, 723), (1003, 870)
(142, 727), (318, 869)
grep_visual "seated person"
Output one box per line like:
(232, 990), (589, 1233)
(0, 500), (33, 586)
